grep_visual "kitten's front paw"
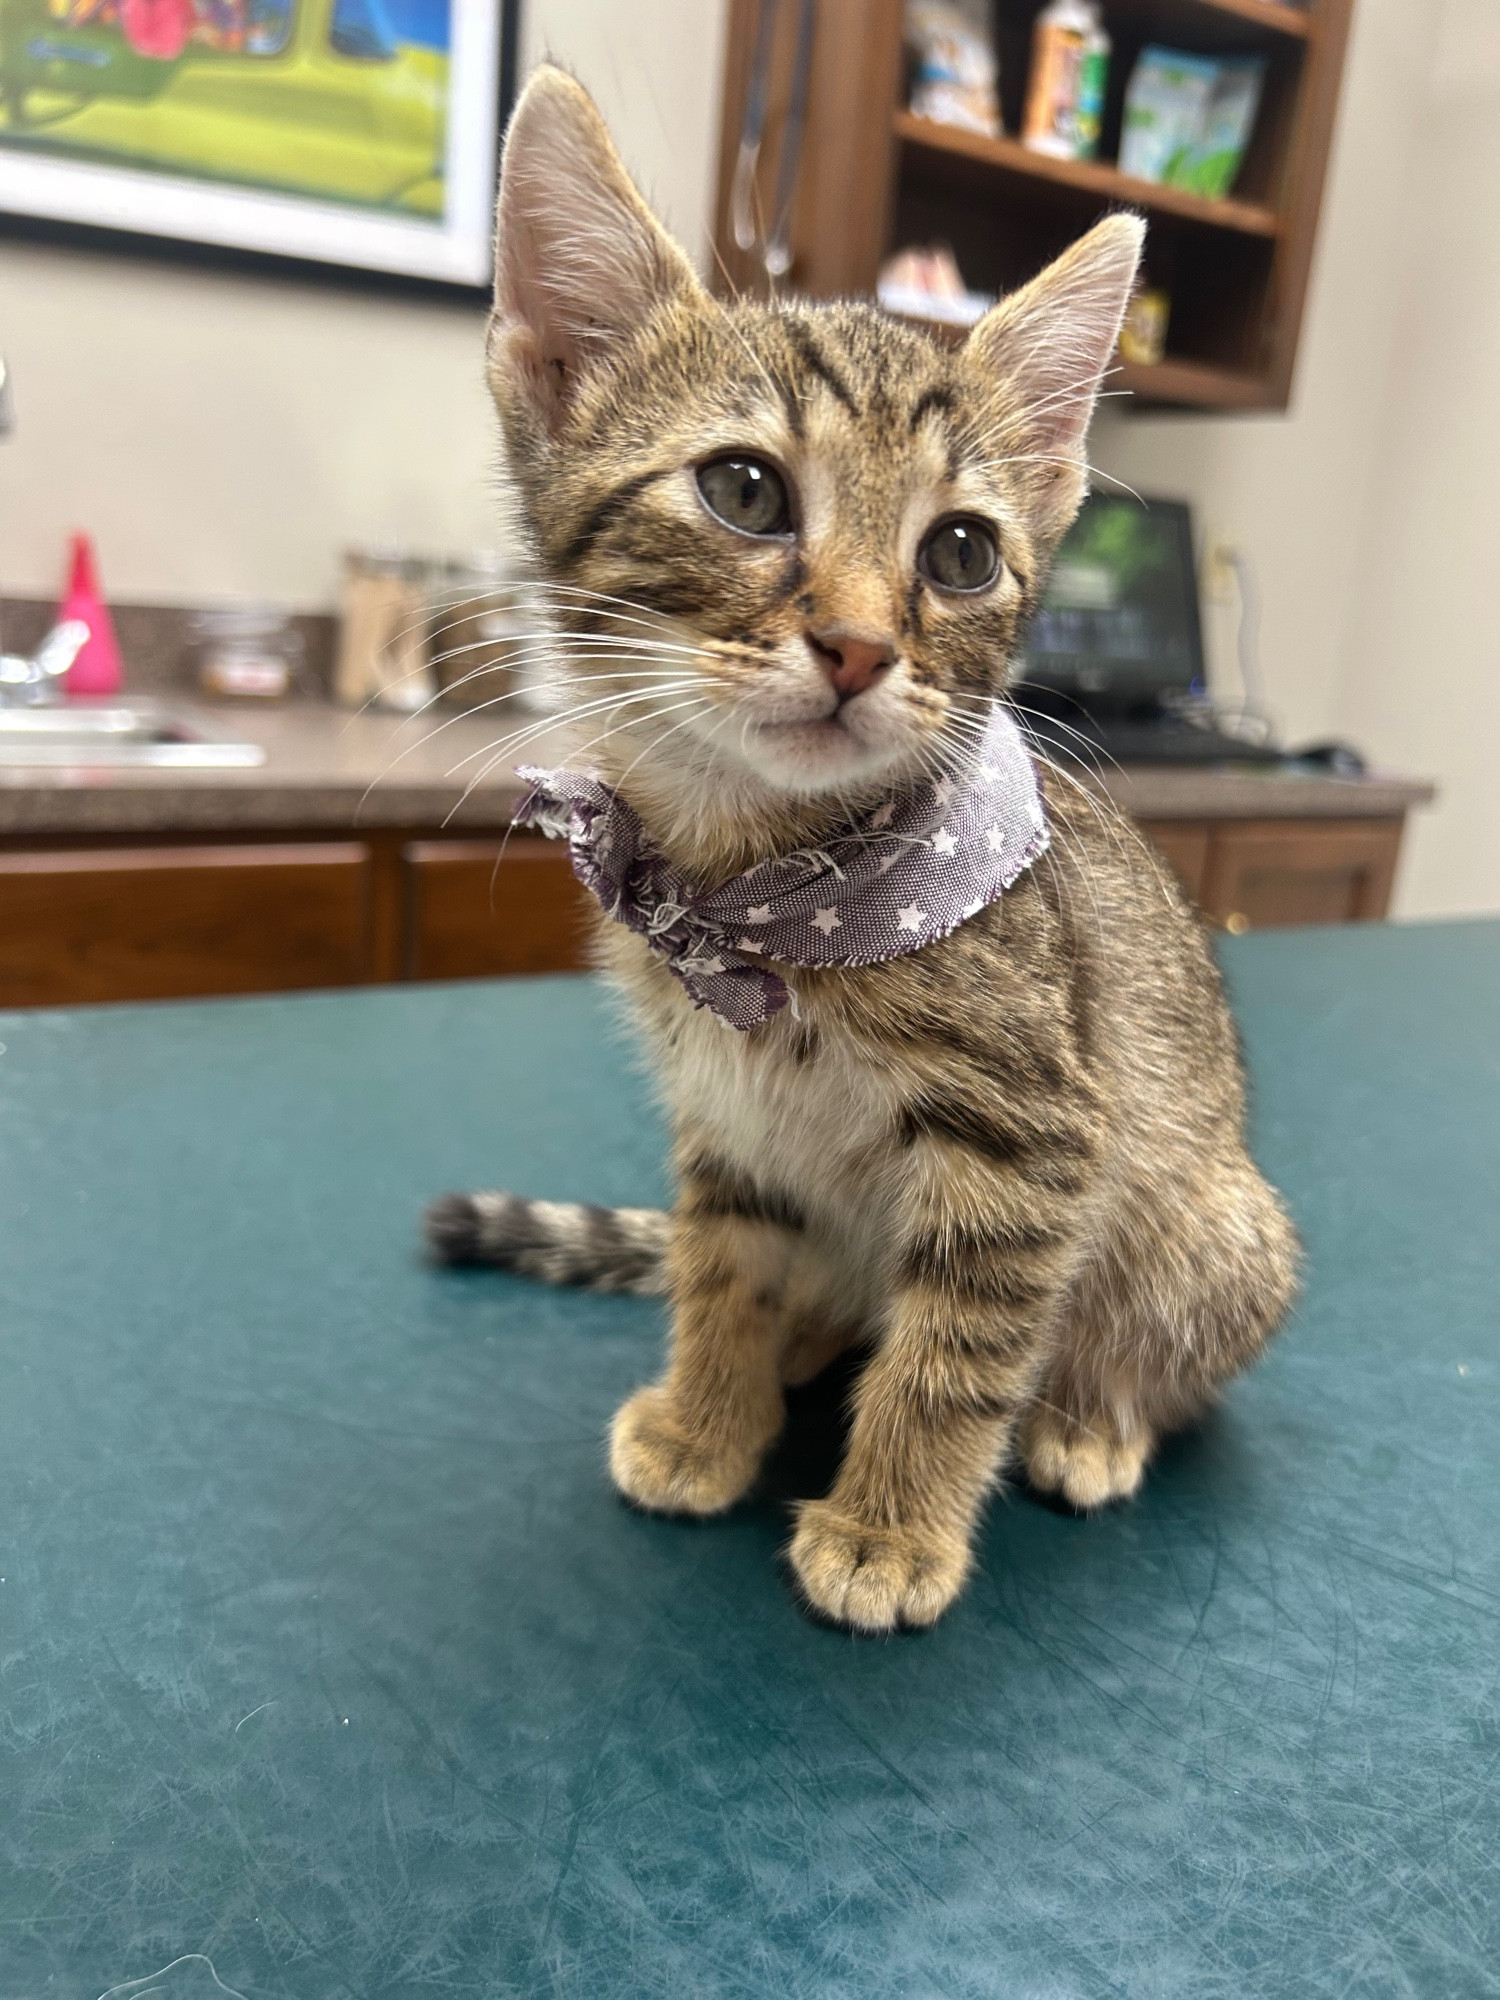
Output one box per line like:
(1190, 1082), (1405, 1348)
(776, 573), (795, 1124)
(1021, 1407), (1151, 1512)
(609, 1386), (763, 1517)
(788, 1502), (970, 1633)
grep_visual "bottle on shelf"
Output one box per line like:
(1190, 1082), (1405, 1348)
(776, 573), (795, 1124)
(1077, 5), (1111, 160)
(1021, 0), (1111, 163)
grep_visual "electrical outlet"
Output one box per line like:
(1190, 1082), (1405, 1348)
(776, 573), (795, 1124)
(1203, 539), (1240, 606)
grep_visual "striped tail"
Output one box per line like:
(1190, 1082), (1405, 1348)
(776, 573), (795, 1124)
(424, 1191), (670, 1296)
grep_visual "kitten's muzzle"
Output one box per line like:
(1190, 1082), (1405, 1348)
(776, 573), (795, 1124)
(805, 625), (897, 705)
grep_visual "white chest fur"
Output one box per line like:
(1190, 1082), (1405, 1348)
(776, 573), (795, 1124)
(650, 976), (901, 1228)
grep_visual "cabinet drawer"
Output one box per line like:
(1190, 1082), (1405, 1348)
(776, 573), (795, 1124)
(0, 843), (371, 1006)
(1199, 820), (1402, 931)
(1135, 820), (1211, 903)
(403, 840), (593, 979)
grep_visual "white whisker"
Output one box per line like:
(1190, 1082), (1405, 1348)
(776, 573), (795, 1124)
(479, 694), (723, 885)
(358, 672), (723, 818)
(441, 681), (721, 779)
(446, 692), (718, 826)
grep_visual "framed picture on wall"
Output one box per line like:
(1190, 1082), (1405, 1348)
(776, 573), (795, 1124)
(0, 0), (519, 285)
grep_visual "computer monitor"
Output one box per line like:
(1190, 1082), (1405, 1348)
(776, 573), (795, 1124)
(1016, 493), (1205, 717)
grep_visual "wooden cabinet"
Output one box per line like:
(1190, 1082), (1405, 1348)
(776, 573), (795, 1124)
(402, 840), (593, 979)
(1135, 821), (1211, 903)
(0, 843), (371, 1006)
(714, 0), (1354, 410)
(1137, 815), (1403, 928)
(0, 806), (1412, 1008)
(0, 831), (591, 1008)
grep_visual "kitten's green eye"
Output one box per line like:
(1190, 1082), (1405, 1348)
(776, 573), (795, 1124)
(696, 456), (792, 538)
(920, 517), (1000, 593)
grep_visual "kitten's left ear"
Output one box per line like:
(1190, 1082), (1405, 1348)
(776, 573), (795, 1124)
(964, 215), (1144, 541)
(489, 65), (709, 432)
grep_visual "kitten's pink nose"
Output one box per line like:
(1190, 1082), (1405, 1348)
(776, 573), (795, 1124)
(806, 626), (896, 700)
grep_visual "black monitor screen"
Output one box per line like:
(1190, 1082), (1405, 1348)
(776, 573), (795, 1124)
(1019, 494), (1204, 711)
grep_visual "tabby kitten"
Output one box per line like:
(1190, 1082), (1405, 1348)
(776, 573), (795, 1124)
(428, 68), (1298, 1632)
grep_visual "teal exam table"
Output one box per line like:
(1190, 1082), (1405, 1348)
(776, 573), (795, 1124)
(1, 922), (1496, 1999)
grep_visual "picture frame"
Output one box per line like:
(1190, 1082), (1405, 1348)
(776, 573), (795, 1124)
(0, 0), (520, 289)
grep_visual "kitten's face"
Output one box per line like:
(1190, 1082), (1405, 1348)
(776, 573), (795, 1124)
(513, 303), (1049, 796)
(488, 70), (1141, 811)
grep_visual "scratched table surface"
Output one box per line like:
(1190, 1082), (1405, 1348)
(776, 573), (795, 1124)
(1, 923), (1497, 2000)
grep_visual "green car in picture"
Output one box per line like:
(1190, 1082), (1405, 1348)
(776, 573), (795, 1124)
(0, 0), (447, 216)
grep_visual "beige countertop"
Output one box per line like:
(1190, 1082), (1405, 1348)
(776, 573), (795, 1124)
(1081, 762), (1435, 822)
(0, 697), (1435, 839)
(0, 701), (573, 837)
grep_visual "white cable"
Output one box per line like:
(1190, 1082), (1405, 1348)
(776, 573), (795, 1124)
(1226, 548), (1271, 737)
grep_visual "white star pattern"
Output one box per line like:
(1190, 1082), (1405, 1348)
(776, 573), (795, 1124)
(519, 698), (1049, 1029)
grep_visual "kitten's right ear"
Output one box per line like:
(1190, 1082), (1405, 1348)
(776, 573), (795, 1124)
(489, 66), (706, 431)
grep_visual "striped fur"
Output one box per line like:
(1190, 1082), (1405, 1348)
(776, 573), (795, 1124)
(448, 70), (1301, 1633)
(426, 1192), (668, 1295)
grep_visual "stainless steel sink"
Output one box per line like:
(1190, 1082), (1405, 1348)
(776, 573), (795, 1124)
(0, 700), (266, 769)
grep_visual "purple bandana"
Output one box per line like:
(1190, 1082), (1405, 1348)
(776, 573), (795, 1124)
(514, 700), (1049, 1030)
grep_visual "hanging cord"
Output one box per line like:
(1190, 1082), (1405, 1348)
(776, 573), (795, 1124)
(1224, 547), (1273, 743)
(1165, 542), (1276, 746)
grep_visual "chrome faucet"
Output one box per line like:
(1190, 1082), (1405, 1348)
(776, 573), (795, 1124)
(0, 620), (91, 705)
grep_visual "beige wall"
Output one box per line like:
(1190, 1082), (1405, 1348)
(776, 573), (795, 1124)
(520, 0), (728, 262)
(1, 0), (1494, 916)
(0, 0), (727, 610)
(1329, 0), (1500, 919)
(0, 249), (499, 606)
(1094, 0), (1500, 918)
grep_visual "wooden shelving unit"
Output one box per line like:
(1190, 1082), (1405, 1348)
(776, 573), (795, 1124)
(1184, 0), (1309, 33)
(894, 112), (1279, 237)
(1115, 353), (1267, 405)
(900, 306), (1269, 408)
(713, 0), (1355, 412)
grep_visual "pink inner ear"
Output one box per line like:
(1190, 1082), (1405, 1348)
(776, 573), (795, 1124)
(488, 69), (710, 423)
(964, 219), (1144, 459)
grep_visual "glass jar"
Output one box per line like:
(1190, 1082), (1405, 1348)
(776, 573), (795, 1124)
(190, 606), (306, 701)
